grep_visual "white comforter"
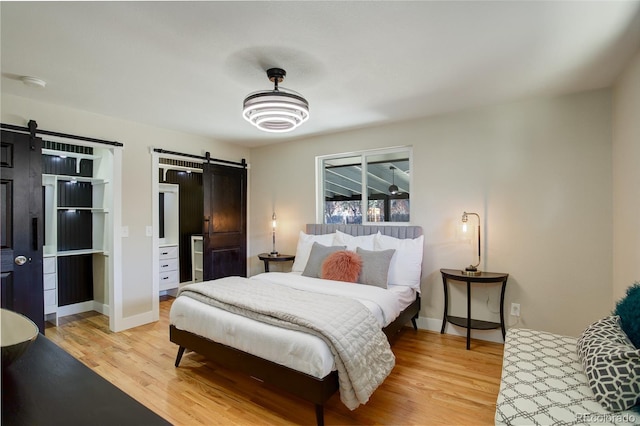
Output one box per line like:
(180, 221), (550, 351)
(252, 272), (403, 327)
(170, 272), (411, 380)
(176, 275), (395, 410)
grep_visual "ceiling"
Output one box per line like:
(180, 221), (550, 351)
(2, 1), (639, 148)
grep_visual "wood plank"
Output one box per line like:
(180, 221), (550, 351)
(45, 296), (504, 425)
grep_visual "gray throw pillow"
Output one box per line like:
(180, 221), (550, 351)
(576, 315), (640, 412)
(302, 242), (346, 278)
(356, 247), (395, 289)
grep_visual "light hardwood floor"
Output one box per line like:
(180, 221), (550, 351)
(45, 297), (504, 425)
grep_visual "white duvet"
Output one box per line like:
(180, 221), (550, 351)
(170, 272), (415, 378)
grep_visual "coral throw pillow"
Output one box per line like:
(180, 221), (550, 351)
(321, 251), (362, 283)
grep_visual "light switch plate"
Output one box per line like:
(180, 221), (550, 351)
(145, 226), (153, 237)
(121, 226), (129, 237)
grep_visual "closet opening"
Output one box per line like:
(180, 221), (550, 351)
(1, 121), (123, 331)
(152, 149), (247, 307)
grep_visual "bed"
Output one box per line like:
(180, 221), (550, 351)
(169, 224), (424, 425)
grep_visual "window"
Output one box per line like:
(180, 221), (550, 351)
(318, 147), (411, 224)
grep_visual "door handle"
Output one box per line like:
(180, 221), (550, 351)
(14, 256), (29, 266)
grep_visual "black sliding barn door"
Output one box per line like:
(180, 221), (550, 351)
(202, 162), (247, 280)
(0, 128), (45, 332)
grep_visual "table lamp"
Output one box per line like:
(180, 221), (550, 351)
(270, 212), (278, 256)
(462, 211), (481, 276)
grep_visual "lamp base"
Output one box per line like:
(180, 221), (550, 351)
(464, 266), (481, 276)
(269, 251), (279, 257)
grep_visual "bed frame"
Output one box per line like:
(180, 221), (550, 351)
(170, 224), (423, 425)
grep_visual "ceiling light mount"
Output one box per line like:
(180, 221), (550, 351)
(243, 68), (309, 133)
(267, 67), (286, 84)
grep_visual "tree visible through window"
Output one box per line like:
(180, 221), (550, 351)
(318, 148), (411, 224)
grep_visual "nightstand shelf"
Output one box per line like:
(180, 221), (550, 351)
(445, 315), (501, 331)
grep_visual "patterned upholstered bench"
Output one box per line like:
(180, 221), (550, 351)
(495, 327), (639, 426)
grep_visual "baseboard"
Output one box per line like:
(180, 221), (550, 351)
(92, 301), (109, 315)
(415, 316), (505, 344)
(55, 300), (108, 317)
(159, 288), (178, 297)
(112, 311), (156, 332)
(56, 301), (96, 317)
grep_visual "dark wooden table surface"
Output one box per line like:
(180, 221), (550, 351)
(2, 334), (171, 426)
(258, 253), (295, 272)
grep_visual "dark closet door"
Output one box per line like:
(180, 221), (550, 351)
(202, 163), (247, 280)
(0, 129), (45, 332)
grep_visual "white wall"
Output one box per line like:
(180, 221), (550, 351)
(612, 49), (640, 303)
(2, 94), (250, 328)
(249, 89), (613, 337)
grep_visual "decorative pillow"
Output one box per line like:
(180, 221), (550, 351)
(576, 315), (640, 412)
(373, 234), (424, 289)
(291, 231), (336, 272)
(356, 247), (395, 289)
(321, 250), (362, 283)
(301, 242), (346, 278)
(332, 230), (378, 252)
(614, 282), (640, 349)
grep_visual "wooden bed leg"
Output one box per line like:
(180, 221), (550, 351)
(411, 316), (418, 331)
(315, 404), (324, 426)
(174, 346), (186, 367)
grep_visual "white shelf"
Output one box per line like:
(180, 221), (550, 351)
(56, 249), (105, 257)
(43, 173), (108, 185)
(57, 207), (109, 213)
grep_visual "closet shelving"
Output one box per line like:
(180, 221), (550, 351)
(43, 173), (109, 257)
(191, 235), (203, 283)
(42, 143), (112, 324)
(159, 183), (180, 292)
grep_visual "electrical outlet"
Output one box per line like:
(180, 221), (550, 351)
(510, 303), (521, 317)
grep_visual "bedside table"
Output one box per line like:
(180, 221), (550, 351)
(258, 253), (295, 272)
(440, 268), (509, 350)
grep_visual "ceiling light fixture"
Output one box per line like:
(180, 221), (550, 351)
(21, 76), (46, 88)
(243, 68), (309, 133)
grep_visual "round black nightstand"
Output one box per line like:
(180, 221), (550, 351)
(440, 268), (509, 350)
(258, 253), (295, 272)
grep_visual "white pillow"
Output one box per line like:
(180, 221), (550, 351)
(291, 231), (337, 272)
(332, 230), (378, 252)
(374, 233), (424, 289)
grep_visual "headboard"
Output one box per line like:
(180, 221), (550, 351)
(306, 224), (422, 239)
